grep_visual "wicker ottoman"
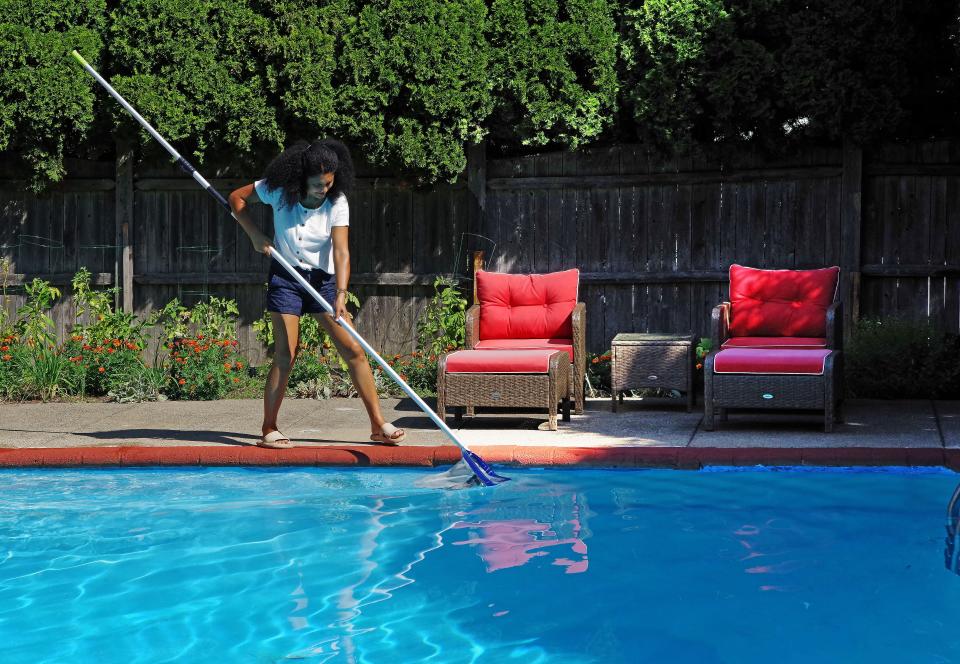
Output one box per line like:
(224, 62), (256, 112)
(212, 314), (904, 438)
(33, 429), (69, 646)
(704, 348), (842, 432)
(437, 349), (571, 431)
(611, 333), (695, 412)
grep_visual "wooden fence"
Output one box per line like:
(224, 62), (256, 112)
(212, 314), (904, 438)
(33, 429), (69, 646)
(2, 139), (959, 364)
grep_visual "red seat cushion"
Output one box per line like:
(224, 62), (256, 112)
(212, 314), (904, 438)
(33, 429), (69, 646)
(474, 338), (574, 363)
(721, 336), (827, 349)
(728, 264), (839, 337)
(445, 349), (562, 373)
(476, 269), (579, 341)
(713, 348), (831, 375)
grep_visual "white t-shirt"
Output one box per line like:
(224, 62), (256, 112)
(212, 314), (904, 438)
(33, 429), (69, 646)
(254, 179), (349, 274)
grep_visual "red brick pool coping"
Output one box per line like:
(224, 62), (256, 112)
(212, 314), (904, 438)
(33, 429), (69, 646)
(1, 445), (959, 470)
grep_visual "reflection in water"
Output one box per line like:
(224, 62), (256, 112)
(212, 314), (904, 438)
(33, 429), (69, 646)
(452, 493), (590, 574)
(282, 482), (592, 660)
(946, 483), (960, 574)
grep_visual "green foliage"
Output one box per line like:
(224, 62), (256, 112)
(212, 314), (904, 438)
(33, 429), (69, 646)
(336, 0), (493, 181)
(0, 0), (106, 188)
(845, 319), (960, 399)
(107, 363), (166, 403)
(621, 0), (950, 150)
(489, 0), (619, 148)
(288, 352), (332, 399)
(385, 351), (438, 397)
(188, 296), (239, 341)
(0, 258), (13, 338)
(416, 277), (467, 356)
(71, 267), (149, 347)
(585, 349), (611, 395)
(165, 335), (244, 400)
(62, 336), (147, 397)
(15, 279), (61, 349)
(147, 298), (191, 348)
(695, 336), (712, 369)
(0, 333), (24, 400)
(18, 343), (82, 401)
(107, 0), (283, 163)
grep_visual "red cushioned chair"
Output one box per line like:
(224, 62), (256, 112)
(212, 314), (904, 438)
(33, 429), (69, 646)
(704, 264), (843, 432)
(465, 269), (586, 414)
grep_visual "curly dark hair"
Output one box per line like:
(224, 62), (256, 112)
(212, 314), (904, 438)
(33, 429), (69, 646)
(261, 138), (355, 209)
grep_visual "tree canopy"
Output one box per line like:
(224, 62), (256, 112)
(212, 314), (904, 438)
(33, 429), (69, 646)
(3, 0), (959, 187)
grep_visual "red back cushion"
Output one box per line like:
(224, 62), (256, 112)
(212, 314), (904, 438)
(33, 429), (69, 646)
(728, 264), (839, 337)
(477, 269), (579, 340)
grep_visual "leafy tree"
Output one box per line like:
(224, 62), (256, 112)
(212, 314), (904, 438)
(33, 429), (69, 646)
(107, 0), (284, 164)
(488, 0), (619, 149)
(0, 0), (106, 188)
(335, 0), (493, 181)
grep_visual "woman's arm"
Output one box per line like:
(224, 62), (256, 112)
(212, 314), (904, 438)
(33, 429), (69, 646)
(331, 226), (351, 319)
(228, 184), (272, 254)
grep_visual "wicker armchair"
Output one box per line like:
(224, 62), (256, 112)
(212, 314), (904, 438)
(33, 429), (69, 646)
(705, 264), (843, 431)
(465, 269), (586, 414)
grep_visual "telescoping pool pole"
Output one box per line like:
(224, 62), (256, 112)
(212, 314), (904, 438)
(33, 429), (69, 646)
(71, 50), (508, 487)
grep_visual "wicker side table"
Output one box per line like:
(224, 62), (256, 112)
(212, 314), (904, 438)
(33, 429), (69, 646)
(611, 333), (695, 412)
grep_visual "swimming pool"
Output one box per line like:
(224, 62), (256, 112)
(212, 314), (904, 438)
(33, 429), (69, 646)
(1, 467), (958, 663)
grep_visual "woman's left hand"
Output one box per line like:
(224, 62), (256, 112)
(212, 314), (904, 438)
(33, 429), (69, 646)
(334, 291), (352, 322)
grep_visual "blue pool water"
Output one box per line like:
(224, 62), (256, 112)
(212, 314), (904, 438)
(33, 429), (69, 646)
(2, 467), (960, 663)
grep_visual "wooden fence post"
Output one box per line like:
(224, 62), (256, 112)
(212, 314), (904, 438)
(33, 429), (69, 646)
(115, 140), (134, 313)
(467, 140), (487, 305)
(466, 139), (486, 237)
(840, 138), (863, 339)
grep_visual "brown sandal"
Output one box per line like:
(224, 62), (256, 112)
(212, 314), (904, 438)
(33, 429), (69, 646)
(258, 430), (294, 449)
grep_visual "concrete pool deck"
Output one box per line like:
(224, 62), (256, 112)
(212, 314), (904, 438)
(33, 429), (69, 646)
(1, 396), (959, 468)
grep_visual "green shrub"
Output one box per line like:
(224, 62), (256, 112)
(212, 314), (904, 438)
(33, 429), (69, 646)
(71, 267), (149, 348)
(107, 0), (283, 164)
(164, 335), (244, 400)
(0, 0), (106, 188)
(489, 0), (619, 149)
(620, 0), (952, 150)
(62, 335), (147, 397)
(336, 0), (493, 181)
(416, 277), (467, 356)
(288, 352), (332, 398)
(0, 333), (24, 400)
(845, 319), (960, 399)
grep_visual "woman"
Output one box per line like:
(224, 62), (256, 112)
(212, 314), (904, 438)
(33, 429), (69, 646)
(229, 139), (405, 448)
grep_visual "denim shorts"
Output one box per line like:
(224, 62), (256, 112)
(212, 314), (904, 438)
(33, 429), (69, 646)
(266, 258), (337, 316)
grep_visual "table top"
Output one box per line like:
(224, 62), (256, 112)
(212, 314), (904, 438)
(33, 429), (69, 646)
(611, 332), (695, 346)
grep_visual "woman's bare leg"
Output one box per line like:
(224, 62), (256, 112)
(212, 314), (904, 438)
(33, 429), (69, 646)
(313, 313), (394, 437)
(262, 312), (301, 439)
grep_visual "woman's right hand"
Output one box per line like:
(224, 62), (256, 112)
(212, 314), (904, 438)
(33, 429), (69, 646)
(249, 231), (273, 255)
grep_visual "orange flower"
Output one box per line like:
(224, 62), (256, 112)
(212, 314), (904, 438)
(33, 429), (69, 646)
(71, 335), (83, 342)
(125, 342), (136, 350)
(1, 354), (11, 361)
(82, 344), (92, 351)
(235, 362), (244, 369)
(0, 345), (7, 351)
(233, 377), (240, 383)
(113, 339), (121, 347)
(106, 347), (115, 354)
(98, 366), (105, 373)
(592, 357), (599, 364)
(178, 378), (186, 385)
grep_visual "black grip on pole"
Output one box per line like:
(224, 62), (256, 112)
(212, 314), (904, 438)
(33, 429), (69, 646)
(208, 186), (231, 212)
